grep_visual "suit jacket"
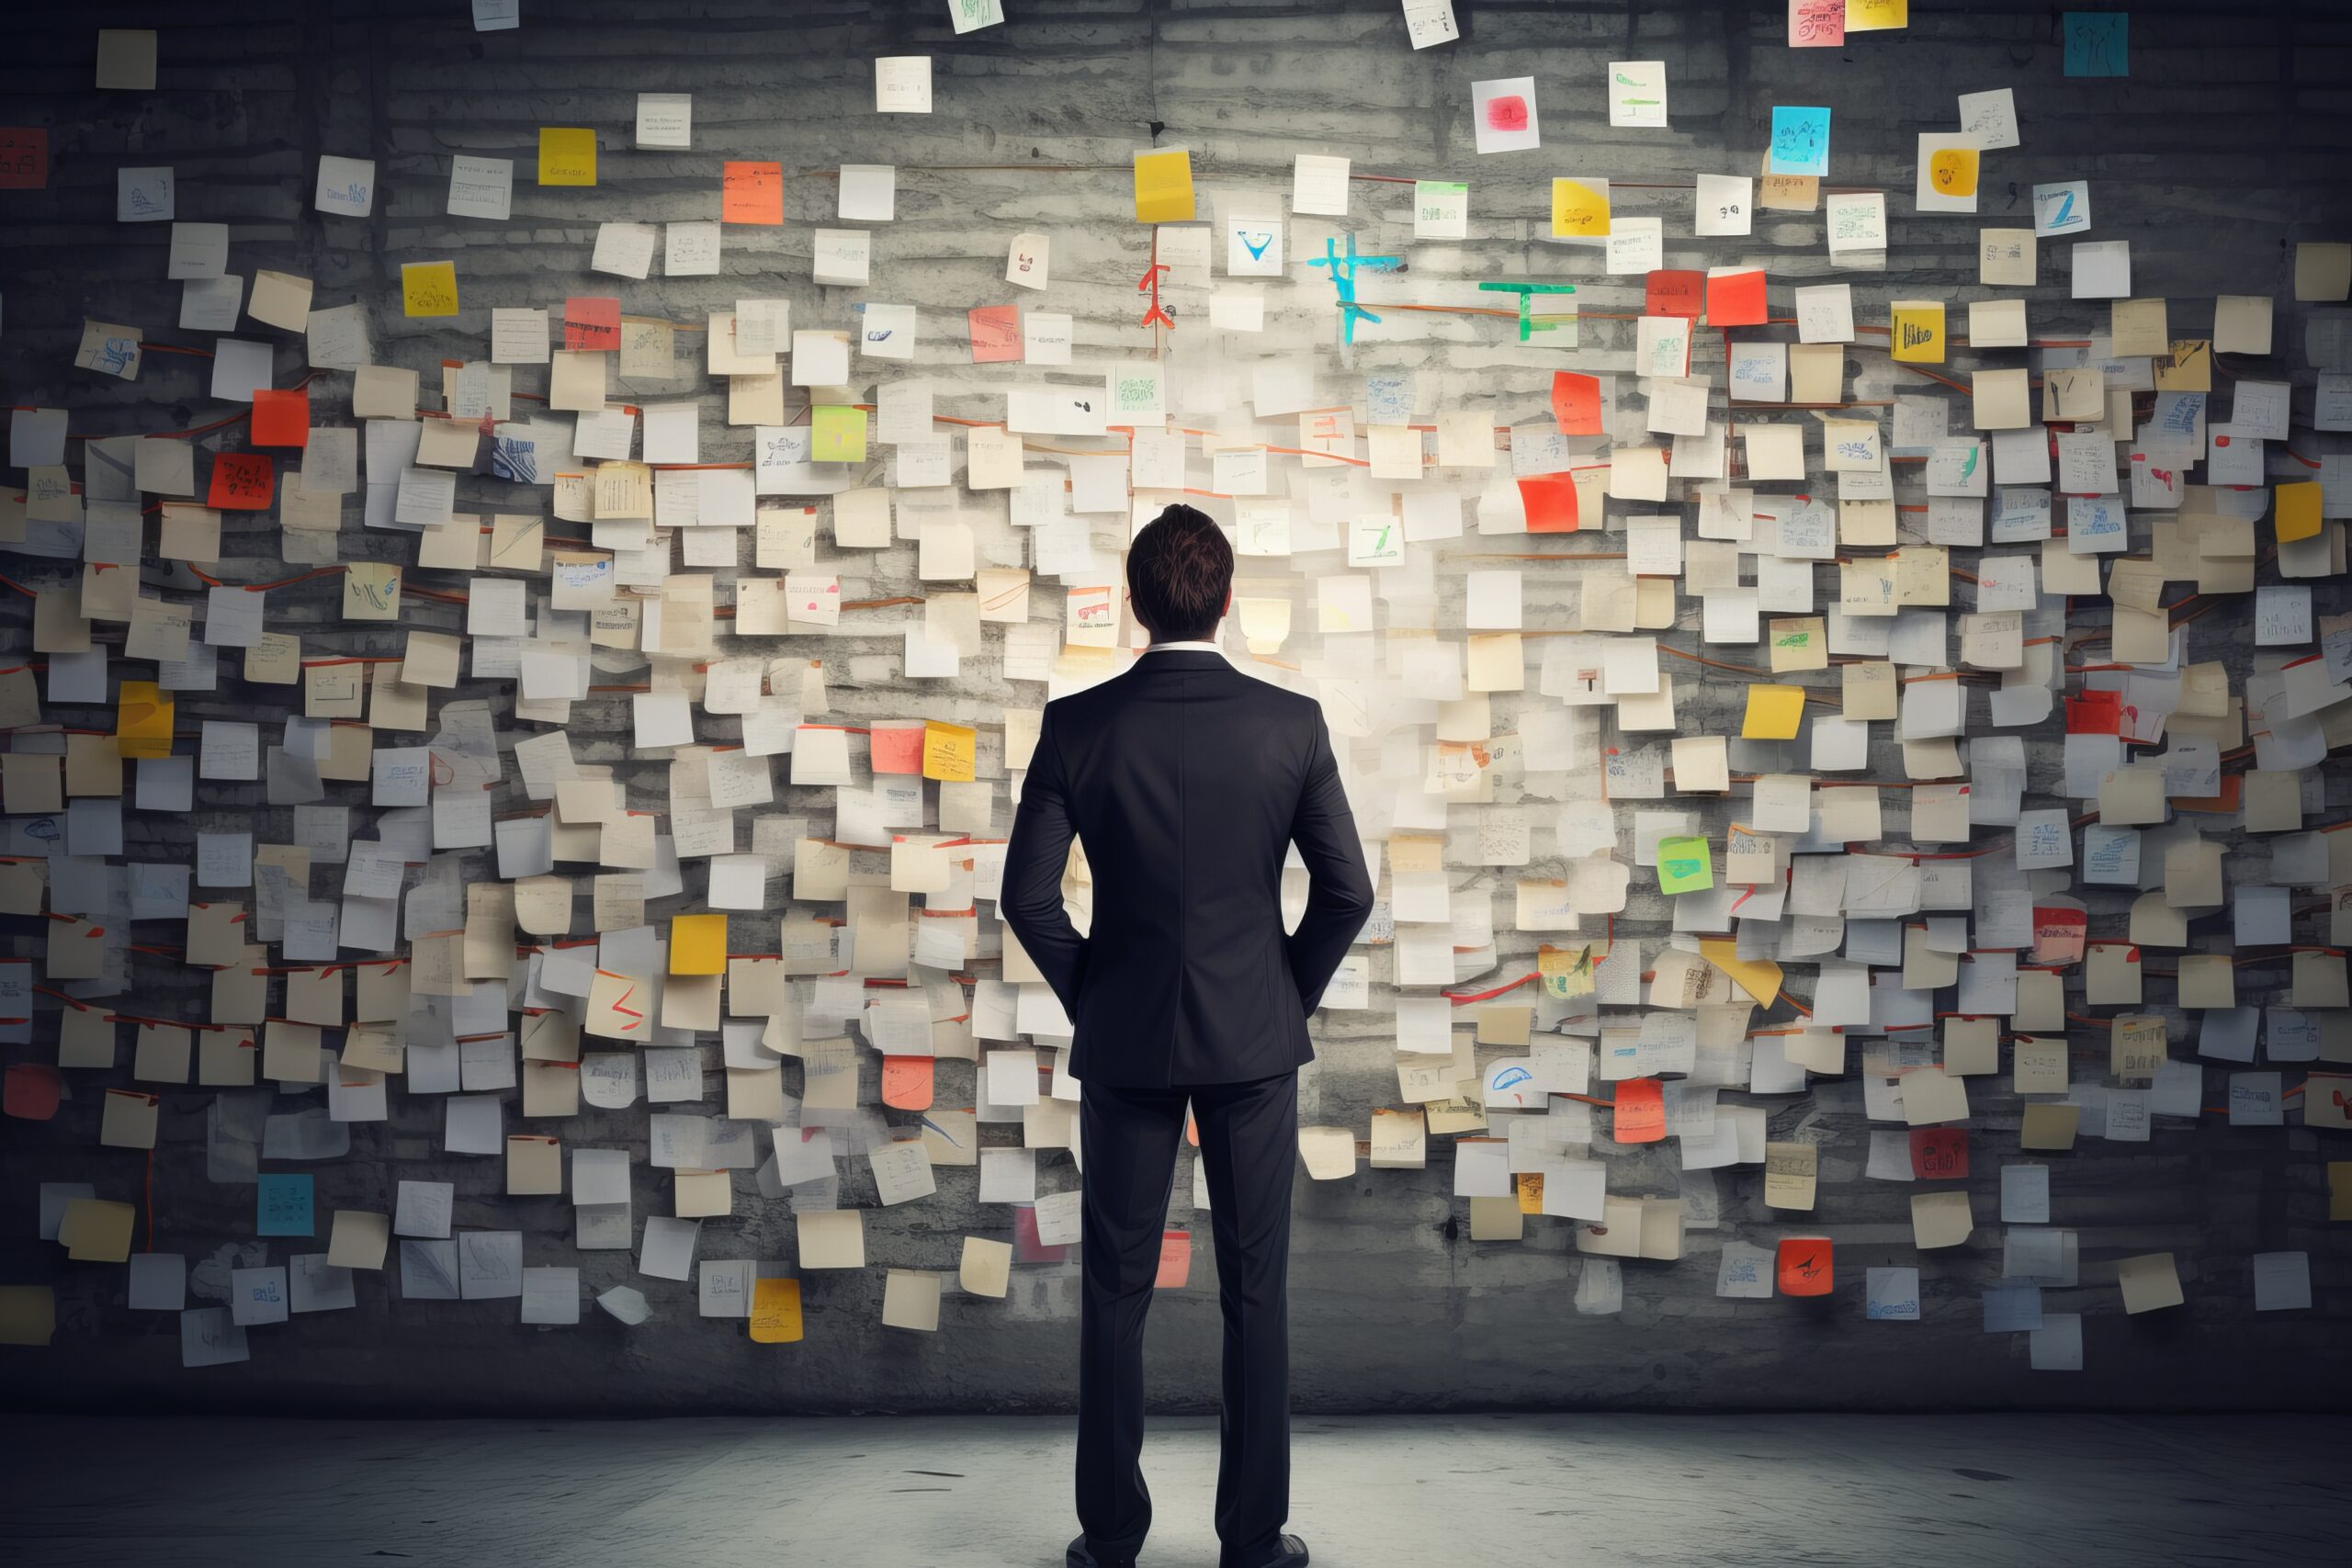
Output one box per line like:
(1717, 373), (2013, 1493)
(1001, 649), (1375, 1089)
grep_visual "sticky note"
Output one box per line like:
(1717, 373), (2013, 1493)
(1516, 472), (1580, 534)
(722, 160), (783, 225)
(1645, 269), (1704, 320)
(4, 1063), (62, 1120)
(967, 304), (1023, 364)
(206, 452), (275, 511)
(1769, 106), (1831, 176)
(2275, 480), (2322, 543)
(1698, 938), (1782, 1007)
(0, 1286), (56, 1347)
(1657, 836), (1713, 896)
(2064, 11), (2128, 77)
(60, 1197), (138, 1262)
(249, 387), (309, 446)
(1550, 177), (1611, 238)
(256, 1173), (313, 1236)
(669, 913), (728, 976)
(116, 680), (175, 760)
(1154, 1230), (1193, 1287)
(401, 260), (458, 318)
(0, 128), (51, 190)
(1705, 269), (1767, 327)
(1742, 683), (1807, 739)
(1891, 301), (1946, 363)
(810, 404), (866, 463)
(750, 1277), (804, 1342)
(1550, 371), (1602, 435)
(922, 720), (978, 783)
(538, 127), (597, 186)
(881, 1055), (934, 1110)
(563, 295), (620, 350)
(1611, 1077), (1666, 1143)
(1777, 1237), (1833, 1296)
(1133, 149), (1194, 223)
(1846, 0), (1908, 31)
(1927, 146), (1978, 199)
(869, 726), (925, 774)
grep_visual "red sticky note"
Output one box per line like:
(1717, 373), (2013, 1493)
(1611, 1077), (1666, 1143)
(1516, 472), (1581, 534)
(1645, 269), (1704, 320)
(4, 1063), (62, 1121)
(249, 388), (310, 447)
(1012, 1204), (1068, 1264)
(564, 296), (621, 351)
(2064, 689), (2121, 735)
(206, 452), (276, 511)
(1777, 1236), (1834, 1296)
(2031, 907), (2088, 964)
(968, 304), (1023, 364)
(1908, 1128), (1969, 1180)
(1484, 94), (1530, 132)
(868, 726), (925, 774)
(0, 127), (49, 190)
(722, 160), (784, 225)
(1154, 1230), (1193, 1288)
(1705, 268), (1769, 326)
(1550, 371), (1603, 436)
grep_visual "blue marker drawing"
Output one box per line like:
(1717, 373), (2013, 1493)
(1306, 232), (1401, 345)
(1769, 106), (1831, 177)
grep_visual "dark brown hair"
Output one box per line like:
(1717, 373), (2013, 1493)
(1126, 503), (1233, 641)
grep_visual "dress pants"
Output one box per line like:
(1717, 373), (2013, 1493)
(1075, 1069), (1297, 1568)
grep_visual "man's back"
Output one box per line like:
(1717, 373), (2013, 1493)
(1001, 649), (1374, 1089)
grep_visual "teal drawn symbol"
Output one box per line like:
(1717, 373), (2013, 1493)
(1307, 232), (1401, 344)
(1476, 280), (1578, 342)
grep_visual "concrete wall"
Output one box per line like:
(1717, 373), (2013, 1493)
(3, 0), (2348, 1415)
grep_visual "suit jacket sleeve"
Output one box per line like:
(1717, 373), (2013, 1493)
(1001, 705), (1088, 1017)
(1284, 712), (1375, 1014)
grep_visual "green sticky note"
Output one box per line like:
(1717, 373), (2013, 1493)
(810, 404), (867, 464)
(1657, 836), (1713, 896)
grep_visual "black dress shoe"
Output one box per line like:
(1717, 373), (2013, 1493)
(1223, 1534), (1308, 1568)
(1066, 1533), (1136, 1568)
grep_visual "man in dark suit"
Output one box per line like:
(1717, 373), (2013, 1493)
(1002, 503), (1374, 1568)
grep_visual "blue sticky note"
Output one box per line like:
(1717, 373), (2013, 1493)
(256, 1173), (313, 1237)
(2064, 13), (2128, 77)
(1983, 1282), (2046, 1333)
(1769, 106), (1830, 177)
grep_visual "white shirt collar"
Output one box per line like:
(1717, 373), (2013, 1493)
(1145, 640), (1222, 654)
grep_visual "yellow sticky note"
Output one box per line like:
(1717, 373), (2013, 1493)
(1742, 683), (1808, 739)
(1550, 177), (1611, 238)
(2332, 1161), (2352, 1221)
(1699, 938), (1783, 1008)
(401, 261), (458, 318)
(538, 127), (597, 186)
(1927, 146), (1978, 198)
(116, 679), (175, 760)
(922, 720), (977, 783)
(0, 1286), (56, 1347)
(750, 1276), (805, 1342)
(1133, 149), (1194, 223)
(59, 1197), (138, 1263)
(810, 404), (867, 464)
(1847, 0), (1909, 28)
(2275, 480), (2322, 544)
(669, 913), (728, 976)
(1890, 301), (1945, 363)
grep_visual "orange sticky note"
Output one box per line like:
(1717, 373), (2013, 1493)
(537, 127), (596, 186)
(206, 452), (275, 511)
(1612, 1077), (1666, 1143)
(1777, 1236), (1834, 1296)
(1550, 371), (1602, 435)
(1154, 1230), (1193, 1287)
(881, 1055), (934, 1111)
(668, 913), (727, 976)
(723, 160), (783, 225)
(1516, 472), (1581, 534)
(563, 296), (620, 351)
(2275, 480), (2321, 543)
(1928, 146), (1977, 198)
(1133, 149), (1194, 223)
(1645, 269), (1704, 320)
(250, 388), (309, 446)
(1742, 683), (1807, 739)
(968, 304), (1023, 364)
(869, 725), (925, 774)
(1705, 268), (1768, 326)
(750, 1277), (804, 1343)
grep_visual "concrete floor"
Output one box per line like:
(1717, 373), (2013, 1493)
(6, 1411), (2342, 1567)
